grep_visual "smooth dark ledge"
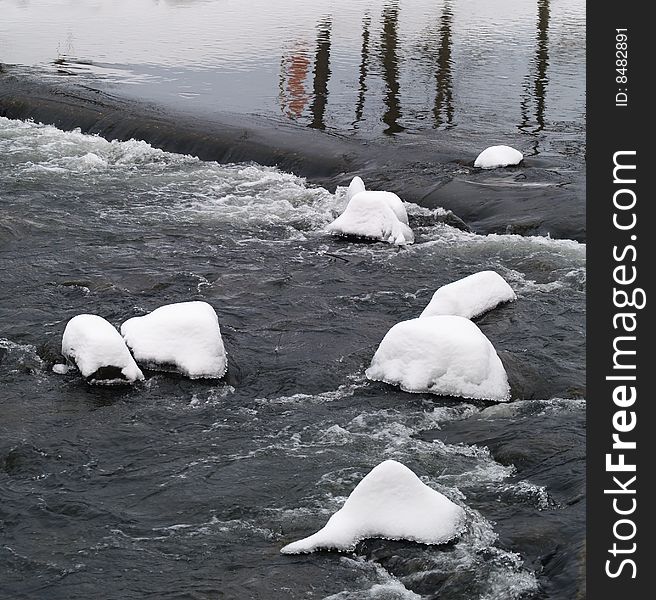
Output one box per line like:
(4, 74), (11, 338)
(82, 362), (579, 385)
(0, 66), (585, 241)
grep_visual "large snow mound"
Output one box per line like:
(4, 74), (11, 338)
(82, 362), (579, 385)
(327, 191), (414, 246)
(420, 271), (516, 319)
(280, 460), (465, 554)
(365, 316), (510, 401)
(61, 314), (144, 384)
(474, 145), (523, 169)
(121, 301), (227, 379)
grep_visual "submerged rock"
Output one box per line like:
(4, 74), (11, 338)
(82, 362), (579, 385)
(327, 190), (414, 246)
(420, 271), (516, 319)
(121, 301), (227, 379)
(61, 314), (144, 385)
(280, 460), (465, 553)
(366, 316), (510, 402)
(474, 145), (523, 169)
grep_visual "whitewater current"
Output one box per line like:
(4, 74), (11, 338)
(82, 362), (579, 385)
(0, 117), (585, 599)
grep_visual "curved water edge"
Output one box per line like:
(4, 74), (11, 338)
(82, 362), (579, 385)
(0, 67), (585, 241)
(0, 114), (585, 598)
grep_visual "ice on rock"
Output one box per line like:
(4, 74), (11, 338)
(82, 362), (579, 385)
(280, 460), (465, 554)
(346, 176), (366, 202)
(327, 191), (414, 245)
(121, 301), (227, 379)
(61, 314), (144, 384)
(365, 316), (510, 402)
(420, 271), (516, 319)
(474, 145), (523, 169)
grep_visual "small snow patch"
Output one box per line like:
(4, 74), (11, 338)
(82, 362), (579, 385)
(420, 271), (516, 319)
(346, 176), (366, 202)
(474, 145), (523, 169)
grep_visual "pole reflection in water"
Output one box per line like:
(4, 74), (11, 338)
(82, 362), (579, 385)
(308, 18), (332, 130)
(520, 0), (550, 150)
(353, 13), (371, 127)
(380, 1), (404, 135)
(433, 1), (454, 128)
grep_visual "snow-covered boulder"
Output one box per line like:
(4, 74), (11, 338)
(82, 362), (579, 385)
(346, 176), (366, 202)
(280, 460), (465, 554)
(121, 301), (227, 379)
(61, 314), (144, 385)
(327, 190), (414, 245)
(365, 316), (510, 401)
(474, 145), (523, 169)
(420, 271), (516, 319)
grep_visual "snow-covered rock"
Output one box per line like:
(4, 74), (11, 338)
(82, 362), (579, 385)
(280, 460), (465, 554)
(420, 271), (516, 319)
(474, 145), (523, 169)
(346, 176), (366, 202)
(327, 191), (414, 245)
(61, 314), (144, 384)
(365, 316), (510, 401)
(121, 301), (227, 379)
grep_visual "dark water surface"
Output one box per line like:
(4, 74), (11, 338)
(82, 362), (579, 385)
(0, 119), (585, 599)
(1, 0), (585, 144)
(0, 0), (586, 240)
(1, 1), (585, 598)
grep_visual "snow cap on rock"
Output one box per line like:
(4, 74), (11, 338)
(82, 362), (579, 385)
(366, 315), (510, 402)
(327, 190), (414, 246)
(281, 459), (465, 553)
(121, 301), (227, 379)
(61, 314), (144, 385)
(346, 176), (366, 202)
(474, 145), (523, 169)
(420, 271), (516, 319)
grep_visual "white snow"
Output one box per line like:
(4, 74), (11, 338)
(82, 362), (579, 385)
(474, 145), (523, 169)
(121, 301), (227, 379)
(52, 363), (72, 375)
(420, 271), (516, 319)
(365, 316), (510, 401)
(61, 314), (144, 384)
(327, 191), (414, 245)
(280, 460), (465, 553)
(346, 176), (366, 202)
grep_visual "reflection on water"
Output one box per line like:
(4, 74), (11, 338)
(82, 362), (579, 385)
(309, 19), (332, 130)
(353, 13), (370, 127)
(279, 43), (310, 119)
(432, 1), (454, 128)
(520, 0), (550, 150)
(1, 0), (584, 149)
(380, 2), (404, 135)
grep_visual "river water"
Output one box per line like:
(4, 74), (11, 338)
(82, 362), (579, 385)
(1, 1), (585, 599)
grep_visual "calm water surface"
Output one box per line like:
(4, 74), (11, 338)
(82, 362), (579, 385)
(1, 0), (585, 150)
